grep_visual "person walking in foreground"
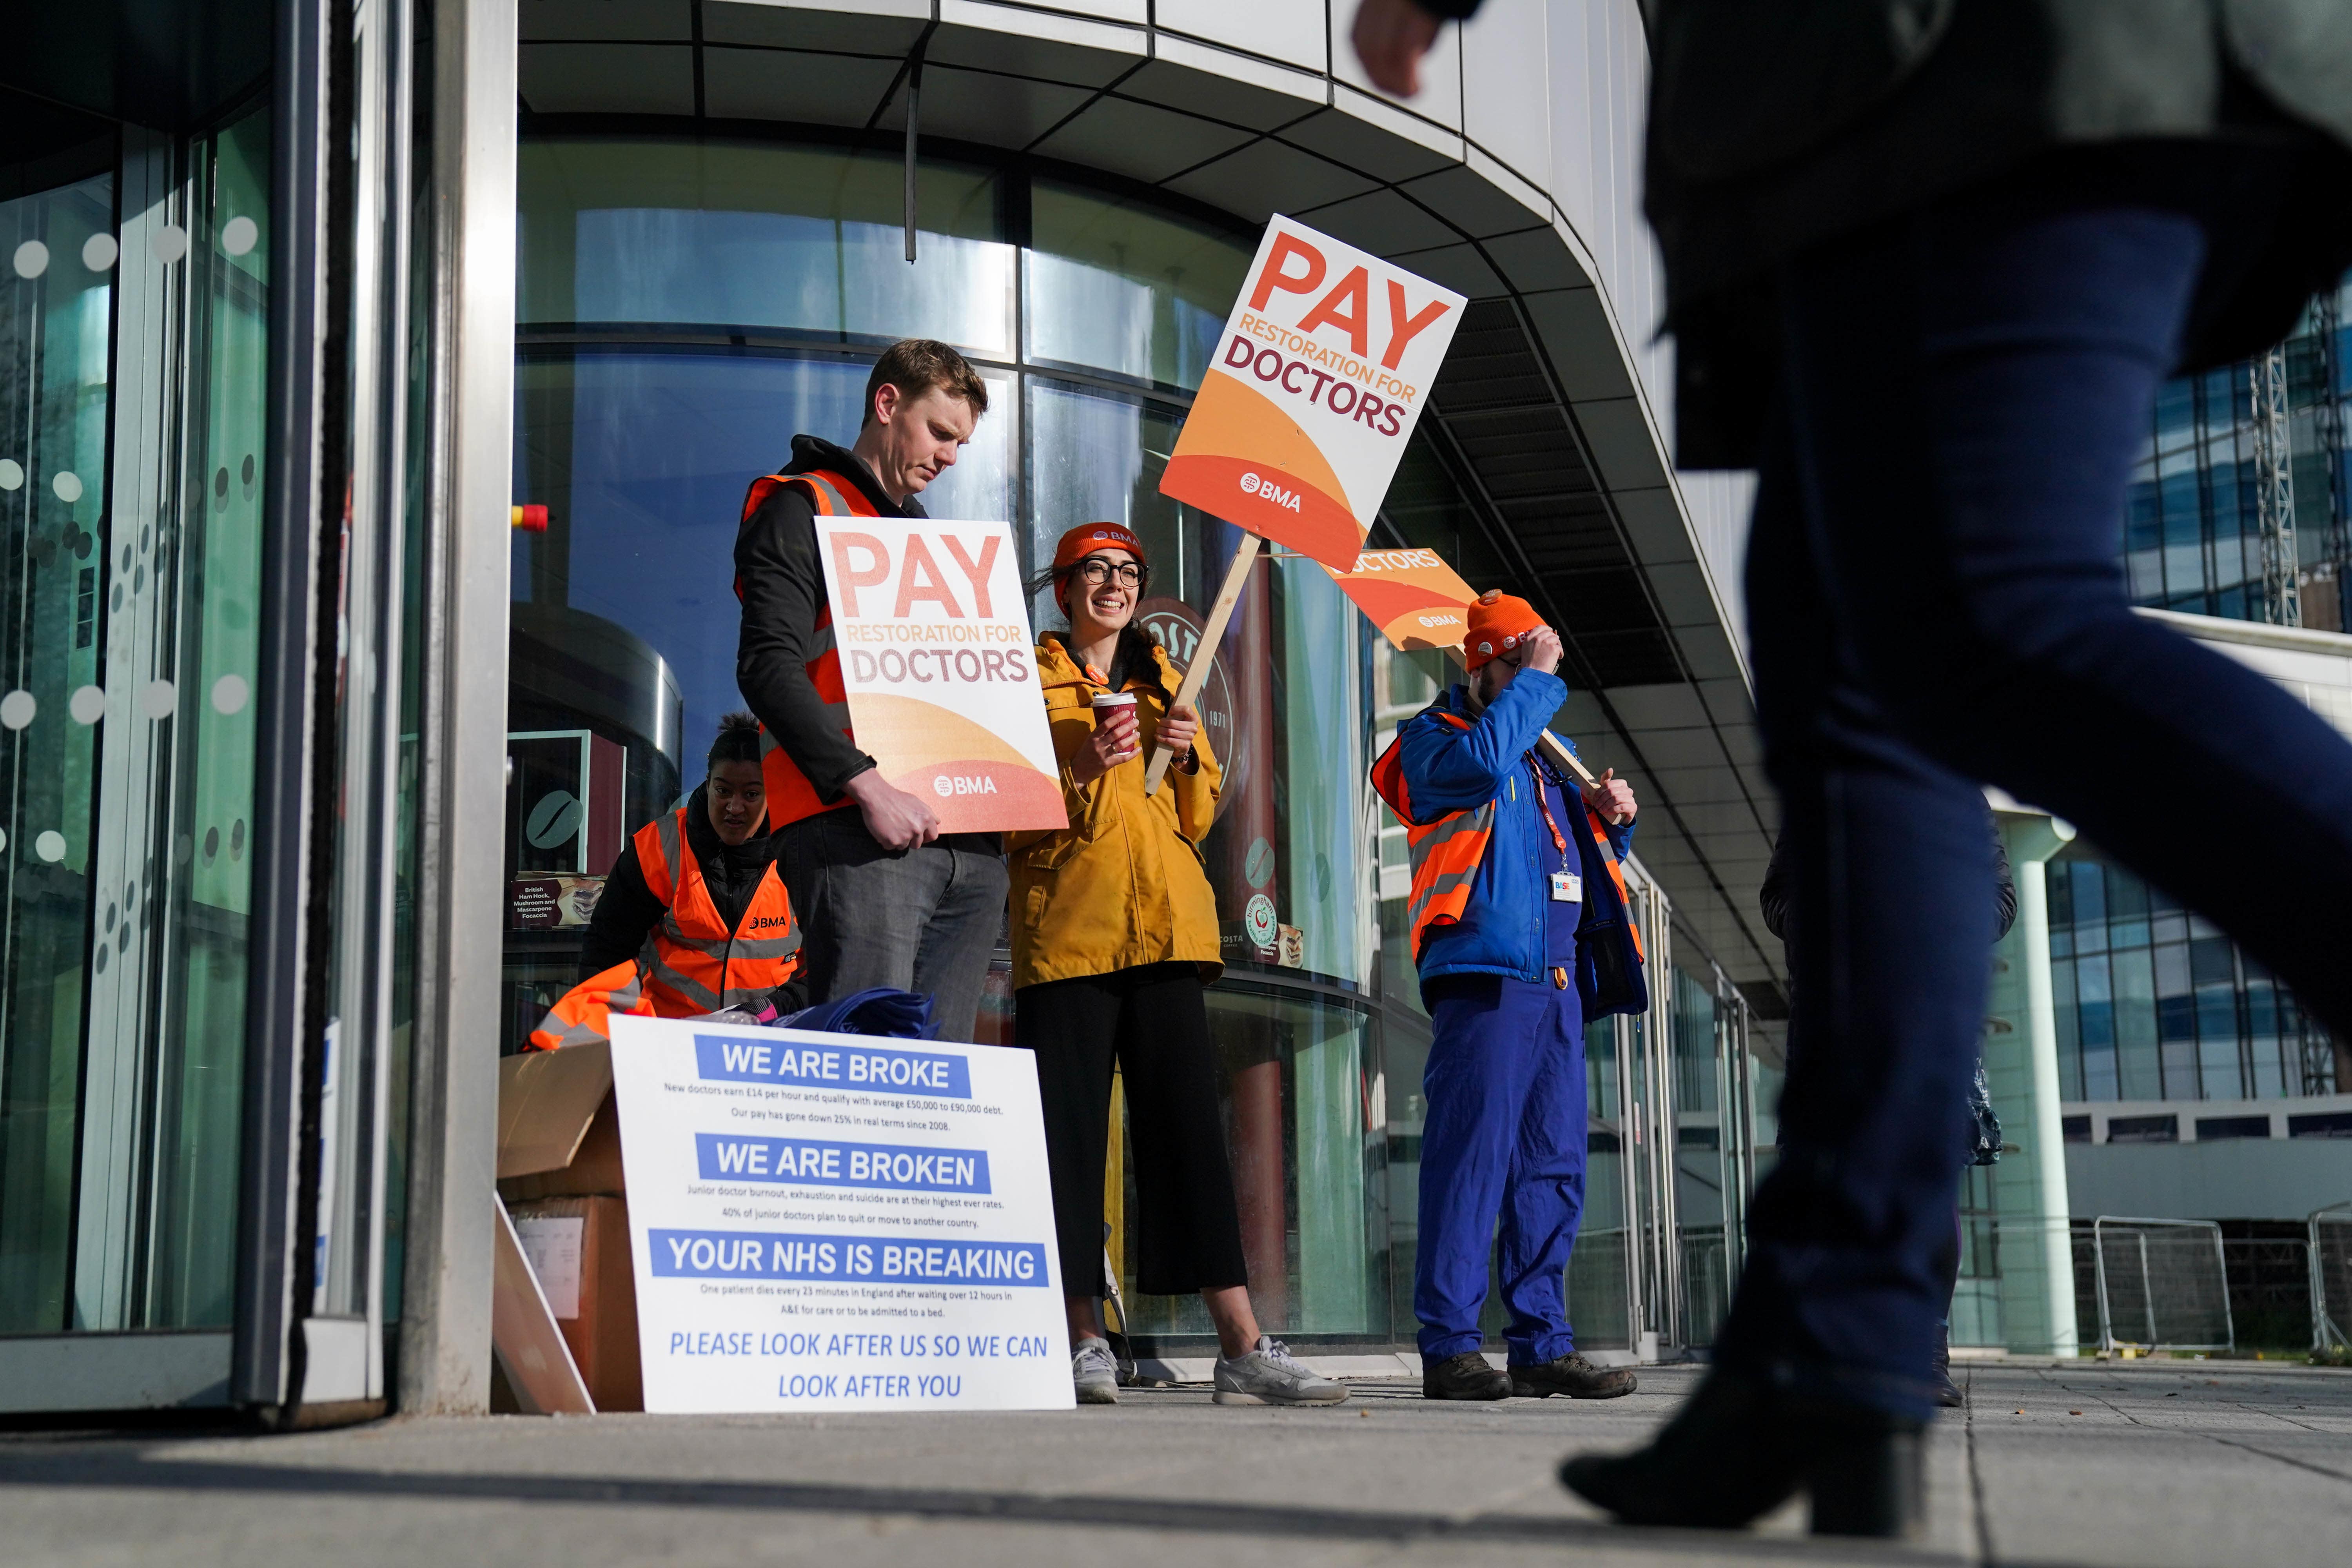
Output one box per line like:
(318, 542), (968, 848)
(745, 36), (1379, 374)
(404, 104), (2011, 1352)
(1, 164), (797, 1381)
(733, 338), (1005, 1044)
(1011, 523), (1347, 1410)
(1359, 0), (2352, 1539)
(1369, 592), (1645, 1403)
(1760, 816), (2018, 1409)
(529, 714), (802, 1048)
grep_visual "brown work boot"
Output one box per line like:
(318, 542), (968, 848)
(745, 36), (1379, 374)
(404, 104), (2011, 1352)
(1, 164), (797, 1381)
(1512, 1352), (1638, 1399)
(1423, 1351), (1511, 1400)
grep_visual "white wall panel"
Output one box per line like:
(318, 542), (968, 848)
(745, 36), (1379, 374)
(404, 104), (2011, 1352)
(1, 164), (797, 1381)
(1156, 0), (1327, 75)
(1460, 0), (1550, 195)
(1330, 1), (1461, 132)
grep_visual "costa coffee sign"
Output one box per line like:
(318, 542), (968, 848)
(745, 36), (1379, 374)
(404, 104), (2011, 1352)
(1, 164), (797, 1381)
(1138, 596), (1246, 822)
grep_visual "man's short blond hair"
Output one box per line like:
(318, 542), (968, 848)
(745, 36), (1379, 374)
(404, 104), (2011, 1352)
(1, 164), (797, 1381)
(863, 339), (990, 426)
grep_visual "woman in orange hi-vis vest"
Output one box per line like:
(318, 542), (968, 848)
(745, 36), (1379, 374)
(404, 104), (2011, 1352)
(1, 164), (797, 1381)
(1009, 522), (1347, 1412)
(528, 715), (803, 1049)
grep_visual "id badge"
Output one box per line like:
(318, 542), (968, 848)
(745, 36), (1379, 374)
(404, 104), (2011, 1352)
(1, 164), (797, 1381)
(1550, 871), (1583, 903)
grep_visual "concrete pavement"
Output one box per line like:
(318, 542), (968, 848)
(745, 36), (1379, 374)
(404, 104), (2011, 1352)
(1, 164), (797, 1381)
(1, 1360), (2347, 1566)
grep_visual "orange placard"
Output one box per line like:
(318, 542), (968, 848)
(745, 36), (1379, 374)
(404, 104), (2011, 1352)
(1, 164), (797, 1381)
(1161, 217), (1465, 571)
(1322, 546), (1478, 653)
(814, 517), (1069, 834)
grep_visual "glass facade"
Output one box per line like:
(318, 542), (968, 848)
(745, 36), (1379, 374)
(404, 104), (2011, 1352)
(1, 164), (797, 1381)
(2126, 279), (2352, 627)
(2048, 844), (2340, 1102)
(2089, 278), (2352, 1107)
(0, 99), (272, 1334)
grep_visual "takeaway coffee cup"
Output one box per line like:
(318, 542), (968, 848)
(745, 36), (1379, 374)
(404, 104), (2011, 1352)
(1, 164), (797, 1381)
(1091, 691), (1139, 757)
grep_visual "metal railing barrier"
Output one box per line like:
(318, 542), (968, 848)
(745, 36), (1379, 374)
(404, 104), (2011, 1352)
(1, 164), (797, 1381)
(2089, 1216), (2234, 1354)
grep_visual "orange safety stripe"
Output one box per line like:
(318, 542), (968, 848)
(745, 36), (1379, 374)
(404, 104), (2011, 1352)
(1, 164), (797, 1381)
(1401, 804), (1494, 960)
(1372, 710), (1644, 964)
(735, 468), (876, 829)
(632, 807), (803, 1017)
(527, 959), (653, 1051)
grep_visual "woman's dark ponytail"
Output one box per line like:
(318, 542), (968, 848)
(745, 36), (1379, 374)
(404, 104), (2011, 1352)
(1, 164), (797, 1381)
(1107, 623), (1174, 698)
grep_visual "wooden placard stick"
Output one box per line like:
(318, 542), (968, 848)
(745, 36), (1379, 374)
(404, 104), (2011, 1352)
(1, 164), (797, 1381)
(1144, 532), (1262, 796)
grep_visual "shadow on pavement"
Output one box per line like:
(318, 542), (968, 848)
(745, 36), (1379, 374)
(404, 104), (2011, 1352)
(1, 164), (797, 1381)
(0, 1446), (1973, 1563)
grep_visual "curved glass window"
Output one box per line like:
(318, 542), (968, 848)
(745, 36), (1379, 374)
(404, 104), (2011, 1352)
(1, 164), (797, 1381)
(1026, 181), (1246, 391)
(519, 140), (1014, 355)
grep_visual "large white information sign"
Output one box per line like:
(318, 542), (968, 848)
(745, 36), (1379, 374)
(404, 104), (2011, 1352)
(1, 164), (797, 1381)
(608, 1015), (1074, 1414)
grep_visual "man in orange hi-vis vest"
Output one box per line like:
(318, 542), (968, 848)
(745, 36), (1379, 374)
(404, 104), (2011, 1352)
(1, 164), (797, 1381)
(732, 339), (1006, 1045)
(529, 715), (802, 1049)
(1369, 591), (1646, 1405)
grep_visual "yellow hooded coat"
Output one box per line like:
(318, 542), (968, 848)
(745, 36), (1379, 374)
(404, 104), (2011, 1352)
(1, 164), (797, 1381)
(1007, 634), (1223, 990)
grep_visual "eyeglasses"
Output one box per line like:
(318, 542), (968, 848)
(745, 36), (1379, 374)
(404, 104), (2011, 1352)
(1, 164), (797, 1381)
(1074, 558), (1145, 588)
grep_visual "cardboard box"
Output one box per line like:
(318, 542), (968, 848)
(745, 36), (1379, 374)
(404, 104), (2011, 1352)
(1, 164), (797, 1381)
(498, 1041), (626, 1200)
(496, 1041), (641, 1411)
(508, 1194), (642, 1412)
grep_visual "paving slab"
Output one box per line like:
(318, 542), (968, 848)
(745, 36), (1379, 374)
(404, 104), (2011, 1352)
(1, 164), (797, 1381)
(0, 1361), (2344, 1566)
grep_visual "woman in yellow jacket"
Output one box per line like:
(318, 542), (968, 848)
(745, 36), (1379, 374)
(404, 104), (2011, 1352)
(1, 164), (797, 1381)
(1013, 522), (1345, 1410)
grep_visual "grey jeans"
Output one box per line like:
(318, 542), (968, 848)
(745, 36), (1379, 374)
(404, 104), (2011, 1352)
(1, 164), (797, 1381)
(775, 807), (1008, 1044)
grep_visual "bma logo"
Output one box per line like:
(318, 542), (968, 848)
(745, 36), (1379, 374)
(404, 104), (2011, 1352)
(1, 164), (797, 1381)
(1416, 613), (1463, 629)
(932, 774), (999, 798)
(1238, 472), (1302, 513)
(746, 915), (792, 932)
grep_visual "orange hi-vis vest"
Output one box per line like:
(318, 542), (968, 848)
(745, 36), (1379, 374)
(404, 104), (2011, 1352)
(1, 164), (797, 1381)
(633, 806), (802, 1017)
(528, 959), (653, 1051)
(736, 466), (878, 829)
(1371, 711), (1643, 966)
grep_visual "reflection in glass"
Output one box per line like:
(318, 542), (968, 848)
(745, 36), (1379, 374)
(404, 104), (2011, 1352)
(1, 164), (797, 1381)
(1272, 559), (1372, 986)
(145, 111), (272, 1328)
(1117, 986), (1385, 1337)
(1571, 1017), (1631, 1350)
(0, 103), (270, 1333)
(1026, 181), (1247, 390)
(519, 140), (1013, 356)
(515, 352), (1013, 768)
(0, 157), (112, 1334)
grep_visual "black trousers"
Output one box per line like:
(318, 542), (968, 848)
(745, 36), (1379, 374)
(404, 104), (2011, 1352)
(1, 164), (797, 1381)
(1014, 963), (1249, 1299)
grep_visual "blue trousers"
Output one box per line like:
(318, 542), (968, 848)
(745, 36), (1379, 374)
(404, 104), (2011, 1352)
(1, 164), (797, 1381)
(1721, 152), (2352, 1421)
(1414, 976), (1588, 1366)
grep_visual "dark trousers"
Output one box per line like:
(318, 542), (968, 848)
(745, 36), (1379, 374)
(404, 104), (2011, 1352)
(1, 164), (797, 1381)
(1413, 975), (1588, 1367)
(1014, 964), (1249, 1298)
(775, 809), (1007, 1045)
(1722, 155), (2352, 1421)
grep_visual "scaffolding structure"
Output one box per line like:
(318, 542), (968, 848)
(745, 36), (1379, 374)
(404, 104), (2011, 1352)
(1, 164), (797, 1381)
(2250, 343), (2301, 627)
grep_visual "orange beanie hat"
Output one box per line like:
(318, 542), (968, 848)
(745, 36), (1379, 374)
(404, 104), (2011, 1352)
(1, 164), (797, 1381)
(1463, 590), (1546, 671)
(1052, 521), (1148, 574)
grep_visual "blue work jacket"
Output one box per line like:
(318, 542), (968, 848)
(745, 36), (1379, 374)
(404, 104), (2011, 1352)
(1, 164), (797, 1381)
(1388, 673), (1645, 1020)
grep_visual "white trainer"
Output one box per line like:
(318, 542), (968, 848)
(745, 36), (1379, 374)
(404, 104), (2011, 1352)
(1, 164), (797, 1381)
(1213, 1337), (1349, 1406)
(1072, 1336), (1120, 1405)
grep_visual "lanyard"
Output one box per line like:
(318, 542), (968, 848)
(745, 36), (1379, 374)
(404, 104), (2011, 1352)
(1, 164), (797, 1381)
(1526, 755), (1570, 858)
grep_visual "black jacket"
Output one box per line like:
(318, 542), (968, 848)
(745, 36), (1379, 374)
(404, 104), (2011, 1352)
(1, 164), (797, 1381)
(1758, 814), (2017, 952)
(580, 785), (791, 986)
(1640, 0), (2352, 466)
(733, 435), (922, 802)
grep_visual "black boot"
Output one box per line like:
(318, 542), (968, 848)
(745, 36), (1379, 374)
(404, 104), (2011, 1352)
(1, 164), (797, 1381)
(1559, 1368), (1927, 1539)
(1931, 1325), (1963, 1408)
(1422, 1351), (1511, 1400)
(1511, 1352), (1638, 1399)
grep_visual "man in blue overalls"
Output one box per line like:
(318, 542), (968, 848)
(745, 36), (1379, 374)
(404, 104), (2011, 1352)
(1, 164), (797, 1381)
(1371, 591), (1649, 1400)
